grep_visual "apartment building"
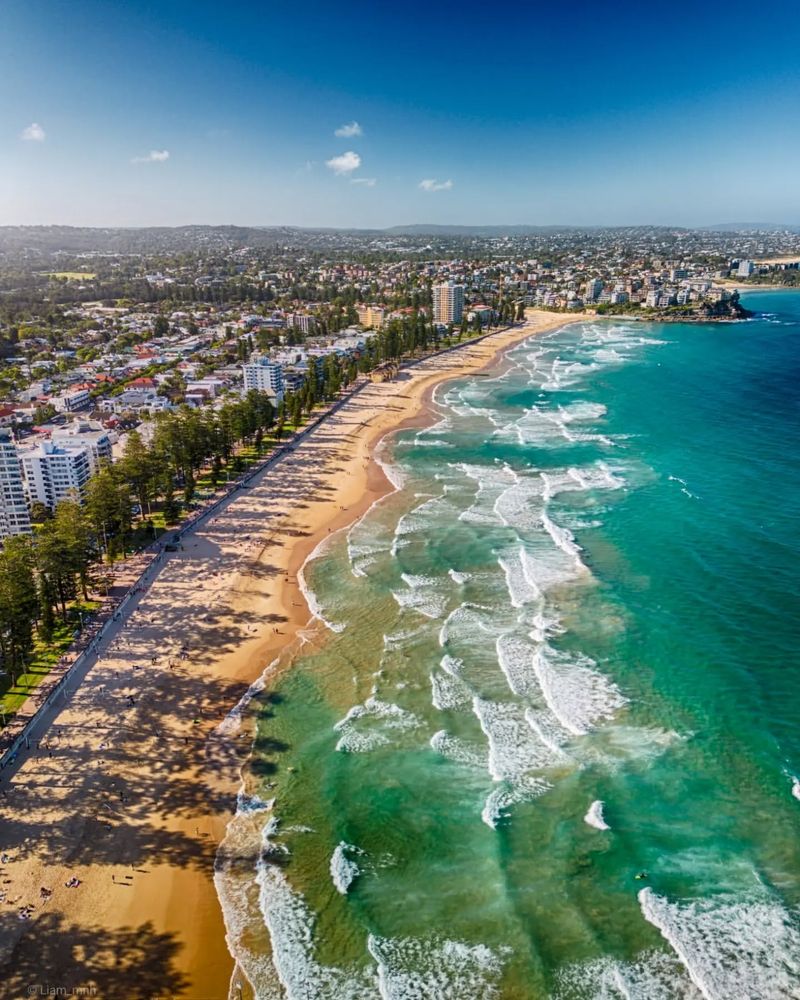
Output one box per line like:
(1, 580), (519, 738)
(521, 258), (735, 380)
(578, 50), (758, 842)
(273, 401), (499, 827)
(432, 283), (465, 325)
(21, 440), (93, 510)
(0, 429), (31, 539)
(355, 305), (386, 329)
(52, 420), (114, 474)
(242, 357), (285, 399)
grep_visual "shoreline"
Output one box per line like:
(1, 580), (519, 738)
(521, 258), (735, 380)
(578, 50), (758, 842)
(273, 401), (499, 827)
(718, 281), (800, 293)
(0, 311), (591, 999)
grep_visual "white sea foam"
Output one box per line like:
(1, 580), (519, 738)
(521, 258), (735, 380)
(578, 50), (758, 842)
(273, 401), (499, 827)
(639, 888), (800, 1000)
(539, 503), (583, 563)
(439, 603), (498, 648)
(518, 544), (575, 596)
(236, 791), (274, 815)
(430, 669), (473, 711)
(448, 568), (471, 584)
(457, 462), (517, 525)
(346, 510), (392, 578)
(498, 547), (542, 608)
(392, 495), (458, 555)
(592, 724), (683, 769)
(335, 728), (392, 753)
(558, 401), (608, 422)
(440, 653), (465, 677)
(524, 707), (570, 759)
(416, 414), (452, 438)
(584, 799), (610, 830)
(480, 780), (548, 829)
(554, 949), (703, 1000)
(383, 625), (426, 649)
(298, 535), (347, 633)
(566, 461), (626, 493)
(496, 633), (538, 698)
(258, 855), (377, 998)
(430, 730), (487, 769)
(393, 573), (449, 619)
(472, 696), (558, 781)
(792, 776), (800, 801)
(330, 842), (362, 895)
(214, 659), (273, 738)
(368, 934), (505, 999)
(334, 696), (422, 753)
(374, 437), (406, 491)
(494, 476), (545, 533)
(529, 643), (626, 736)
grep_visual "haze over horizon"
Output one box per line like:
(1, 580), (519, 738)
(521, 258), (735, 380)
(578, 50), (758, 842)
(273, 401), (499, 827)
(3, 0), (800, 229)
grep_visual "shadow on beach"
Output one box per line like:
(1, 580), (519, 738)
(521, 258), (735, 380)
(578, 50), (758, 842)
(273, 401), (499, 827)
(0, 911), (189, 998)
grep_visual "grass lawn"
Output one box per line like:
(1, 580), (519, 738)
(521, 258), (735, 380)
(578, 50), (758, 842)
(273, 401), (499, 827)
(0, 600), (100, 725)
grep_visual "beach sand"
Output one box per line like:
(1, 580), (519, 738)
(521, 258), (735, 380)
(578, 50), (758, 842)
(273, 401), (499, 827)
(0, 311), (589, 999)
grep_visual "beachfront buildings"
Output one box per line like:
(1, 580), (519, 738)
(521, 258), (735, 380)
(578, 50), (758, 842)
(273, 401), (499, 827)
(432, 282), (464, 325)
(356, 305), (386, 329)
(0, 430), (32, 539)
(51, 421), (113, 474)
(242, 356), (285, 400)
(21, 440), (93, 510)
(584, 278), (604, 302)
(51, 388), (92, 413)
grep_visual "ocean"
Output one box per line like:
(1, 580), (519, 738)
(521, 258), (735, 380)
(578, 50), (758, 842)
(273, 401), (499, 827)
(216, 291), (800, 999)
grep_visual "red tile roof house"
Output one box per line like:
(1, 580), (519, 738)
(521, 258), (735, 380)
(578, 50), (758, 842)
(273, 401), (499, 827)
(127, 377), (157, 390)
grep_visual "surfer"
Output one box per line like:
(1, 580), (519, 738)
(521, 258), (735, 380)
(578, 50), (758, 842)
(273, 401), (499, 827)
(634, 871), (648, 880)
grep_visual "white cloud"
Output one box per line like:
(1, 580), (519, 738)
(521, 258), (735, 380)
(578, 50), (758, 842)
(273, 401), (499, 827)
(351, 177), (376, 187)
(335, 121), (362, 138)
(326, 151), (361, 175)
(132, 149), (170, 164)
(21, 122), (45, 142)
(419, 178), (453, 192)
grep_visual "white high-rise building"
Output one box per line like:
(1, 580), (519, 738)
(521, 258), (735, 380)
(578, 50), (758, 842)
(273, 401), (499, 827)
(432, 283), (464, 325)
(242, 357), (285, 400)
(737, 260), (755, 277)
(584, 278), (604, 302)
(21, 440), (93, 510)
(0, 430), (31, 539)
(52, 420), (113, 474)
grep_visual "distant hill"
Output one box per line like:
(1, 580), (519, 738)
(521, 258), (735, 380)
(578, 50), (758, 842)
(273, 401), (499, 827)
(2, 222), (799, 255)
(704, 222), (800, 232)
(382, 224), (587, 236)
(0, 224), (310, 254)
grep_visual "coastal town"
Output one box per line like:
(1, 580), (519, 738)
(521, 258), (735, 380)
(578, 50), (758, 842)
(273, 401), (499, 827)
(1, 223), (799, 545)
(0, 223), (796, 709)
(0, 222), (798, 994)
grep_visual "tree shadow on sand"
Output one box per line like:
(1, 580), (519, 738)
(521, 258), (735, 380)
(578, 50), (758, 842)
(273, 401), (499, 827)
(0, 911), (189, 999)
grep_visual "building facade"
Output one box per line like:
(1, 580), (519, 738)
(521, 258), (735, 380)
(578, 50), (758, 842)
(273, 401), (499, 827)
(0, 430), (31, 539)
(52, 421), (113, 474)
(242, 357), (285, 399)
(432, 283), (465, 325)
(21, 440), (93, 510)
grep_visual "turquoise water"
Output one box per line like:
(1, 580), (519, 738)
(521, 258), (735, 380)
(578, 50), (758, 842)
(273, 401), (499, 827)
(219, 292), (800, 999)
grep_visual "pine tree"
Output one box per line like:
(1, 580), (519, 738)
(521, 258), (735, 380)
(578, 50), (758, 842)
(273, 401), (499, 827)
(0, 536), (38, 673)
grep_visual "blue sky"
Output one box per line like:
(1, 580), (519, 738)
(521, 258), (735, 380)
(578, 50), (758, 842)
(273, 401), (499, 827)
(2, 0), (800, 228)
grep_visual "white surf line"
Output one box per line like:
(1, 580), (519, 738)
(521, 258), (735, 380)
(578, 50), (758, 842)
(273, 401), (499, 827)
(584, 799), (610, 830)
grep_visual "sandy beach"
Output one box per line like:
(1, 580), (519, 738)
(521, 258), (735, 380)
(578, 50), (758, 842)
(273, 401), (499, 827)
(0, 311), (589, 999)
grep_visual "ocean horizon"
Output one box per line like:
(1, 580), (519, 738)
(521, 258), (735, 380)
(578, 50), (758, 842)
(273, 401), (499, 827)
(218, 291), (800, 999)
